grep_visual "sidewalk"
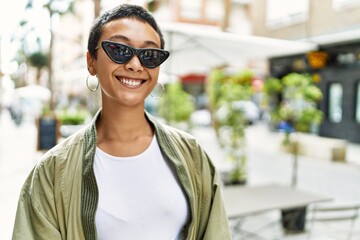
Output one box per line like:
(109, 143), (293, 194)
(193, 122), (360, 203)
(346, 142), (360, 166)
(0, 112), (40, 239)
(192, 122), (360, 239)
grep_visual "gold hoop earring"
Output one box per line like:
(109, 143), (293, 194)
(86, 75), (99, 92)
(150, 82), (165, 99)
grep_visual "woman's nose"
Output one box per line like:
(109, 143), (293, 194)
(125, 54), (144, 72)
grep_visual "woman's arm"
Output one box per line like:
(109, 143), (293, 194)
(12, 163), (62, 240)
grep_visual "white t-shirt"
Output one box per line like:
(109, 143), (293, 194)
(94, 136), (189, 240)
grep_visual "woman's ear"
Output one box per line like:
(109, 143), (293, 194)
(86, 52), (96, 75)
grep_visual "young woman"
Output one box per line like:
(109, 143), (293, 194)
(12, 4), (231, 240)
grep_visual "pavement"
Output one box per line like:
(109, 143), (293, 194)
(1, 110), (360, 240)
(0, 112), (42, 240)
(192, 123), (360, 240)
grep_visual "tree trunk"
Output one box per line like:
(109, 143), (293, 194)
(48, 9), (55, 111)
(291, 134), (299, 188)
(89, 0), (102, 115)
(94, 0), (101, 18)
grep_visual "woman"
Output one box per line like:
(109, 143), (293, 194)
(12, 4), (231, 240)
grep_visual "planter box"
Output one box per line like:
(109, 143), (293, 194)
(282, 133), (347, 162)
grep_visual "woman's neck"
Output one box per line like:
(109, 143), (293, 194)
(95, 104), (154, 157)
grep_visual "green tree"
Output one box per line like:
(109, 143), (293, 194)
(264, 73), (323, 187)
(19, 0), (75, 110)
(28, 51), (49, 84)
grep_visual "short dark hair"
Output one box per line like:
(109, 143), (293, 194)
(87, 4), (165, 59)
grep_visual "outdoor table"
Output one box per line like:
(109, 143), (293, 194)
(224, 184), (331, 219)
(223, 184), (332, 238)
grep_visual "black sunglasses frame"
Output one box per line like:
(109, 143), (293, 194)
(99, 40), (170, 69)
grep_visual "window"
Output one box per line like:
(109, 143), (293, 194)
(266, 0), (309, 29)
(356, 82), (360, 123)
(328, 83), (343, 123)
(177, 0), (202, 20)
(175, 0), (223, 25)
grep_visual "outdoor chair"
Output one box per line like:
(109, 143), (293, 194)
(306, 202), (360, 240)
(229, 210), (290, 240)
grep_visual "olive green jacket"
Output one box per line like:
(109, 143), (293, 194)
(12, 110), (231, 240)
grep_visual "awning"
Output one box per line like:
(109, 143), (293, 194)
(160, 22), (318, 75)
(303, 28), (360, 46)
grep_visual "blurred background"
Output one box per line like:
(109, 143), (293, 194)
(1, 0), (360, 141)
(1, 0), (360, 239)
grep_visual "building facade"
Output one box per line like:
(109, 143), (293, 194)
(252, 0), (360, 143)
(51, 0), (360, 142)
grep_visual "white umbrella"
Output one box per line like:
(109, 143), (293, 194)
(160, 22), (318, 75)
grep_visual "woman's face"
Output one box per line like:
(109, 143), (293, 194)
(87, 18), (162, 108)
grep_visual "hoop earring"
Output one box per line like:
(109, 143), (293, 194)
(150, 82), (165, 99)
(86, 75), (99, 92)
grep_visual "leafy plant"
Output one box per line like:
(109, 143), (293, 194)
(158, 82), (195, 129)
(56, 109), (89, 125)
(206, 68), (256, 184)
(264, 72), (324, 187)
(263, 77), (282, 94)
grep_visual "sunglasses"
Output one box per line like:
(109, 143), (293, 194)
(99, 40), (170, 68)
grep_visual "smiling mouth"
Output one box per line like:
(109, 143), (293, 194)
(117, 77), (145, 87)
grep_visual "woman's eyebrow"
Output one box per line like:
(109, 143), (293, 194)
(142, 40), (160, 48)
(108, 35), (160, 48)
(108, 35), (129, 42)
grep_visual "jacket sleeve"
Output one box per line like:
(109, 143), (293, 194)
(12, 165), (62, 240)
(201, 167), (232, 240)
(193, 145), (231, 240)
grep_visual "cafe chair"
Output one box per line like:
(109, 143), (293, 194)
(229, 211), (286, 240)
(306, 202), (360, 240)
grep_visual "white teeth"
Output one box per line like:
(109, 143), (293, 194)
(120, 78), (142, 86)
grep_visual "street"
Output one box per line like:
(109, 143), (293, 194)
(1, 110), (360, 239)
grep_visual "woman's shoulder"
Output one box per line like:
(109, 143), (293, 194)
(35, 126), (87, 171)
(19, 127), (87, 215)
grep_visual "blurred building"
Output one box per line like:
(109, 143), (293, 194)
(51, 0), (360, 143)
(52, 0), (315, 111)
(52, 0), (98, 112)
(251, 0), (360, 143)
(153, 0), (317, 110)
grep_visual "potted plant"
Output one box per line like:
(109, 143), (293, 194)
(207, 68), (255, 185)
(216, 103), (248, 185)
(56, 108), (90, 138)
(264, 72), (323, 232)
